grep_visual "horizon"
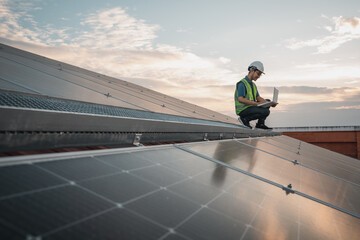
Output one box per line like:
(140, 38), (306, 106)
(0, 0), (359, 127)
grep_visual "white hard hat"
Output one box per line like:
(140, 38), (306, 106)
(248, 61), (265, 74)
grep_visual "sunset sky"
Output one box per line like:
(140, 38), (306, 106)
(1, 0), (359, 127)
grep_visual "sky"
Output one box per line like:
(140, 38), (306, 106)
(0, 0), (359, 127)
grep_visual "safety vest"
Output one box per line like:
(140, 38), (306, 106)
(234, 78), (258, 115)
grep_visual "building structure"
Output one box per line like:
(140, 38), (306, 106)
(275, 126), (360, 159)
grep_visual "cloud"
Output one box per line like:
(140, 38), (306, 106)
(0, 3), (239, 91)
(331, 105), (360, 110)
(75, 7), (160, 50)
(345, 80), (358, 84)
(176, 28), (191, 33)
(0, 0), (71, 45)
(147, 84), (360, 119)
(269, 103), (360, 127)
(259, 86), (348, 95)
(219, 57), (231, 64)
(286, 15), (360, 53)
(278, 86), (357, 95)
(295, 63), (334, 69)
(1, 1), (359, 127)
(267, 97), (360, 127)
(246, 86), (360, 115)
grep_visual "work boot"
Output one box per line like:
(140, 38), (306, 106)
(238, 116), (251, 128)
(255, 123), (272, 130)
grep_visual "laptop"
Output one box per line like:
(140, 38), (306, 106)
(258, 87), (279, 108)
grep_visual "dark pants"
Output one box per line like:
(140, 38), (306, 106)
(239, 106), (270, 125)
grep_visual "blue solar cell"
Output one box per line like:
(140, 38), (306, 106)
(0, 164), (66, 198)
(37, 157), (121, 181)
(0, 222), (25, 240)
(43, 208), (167, 240)
(126, 189), (200, 228)
(0, 186), (114, 236)
(168, 179), (222, 205)
(95, 153), (155, 170)
(177, 208), (246, 240)
(131, 164), (188, 187)
(78, 172), (159, 203)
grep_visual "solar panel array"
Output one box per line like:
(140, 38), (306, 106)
(1, 135), (359, 239)
(1, 43), (282, 153)
(0, 43), (238, 125)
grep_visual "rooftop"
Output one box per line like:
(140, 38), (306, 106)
(0, 43), (359, 239)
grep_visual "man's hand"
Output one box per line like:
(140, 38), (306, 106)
(238, 96), (260, 106)
(257, 96), (267, 104)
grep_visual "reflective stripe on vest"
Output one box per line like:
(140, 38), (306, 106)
(234, 78), (258, 115)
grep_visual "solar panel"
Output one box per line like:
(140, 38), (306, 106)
(0, 77), (38, 94)
(0, 55), (143, 110)
(184, 139), (360, 215)
(247, 138), (359, 184)
(262, 136), (360, 174)
(0, 136), (359, 239)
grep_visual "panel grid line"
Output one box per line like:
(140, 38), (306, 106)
(159, 173), (242, 240)
(0, 182), (71, 202)
(32, 163), (172, 238)
(0, 214), (28, 237)
(28, 148), (224, 239)
(311, 169), (344, 239)
(240, 195), (269, 240)
(40, 207), (118, 238)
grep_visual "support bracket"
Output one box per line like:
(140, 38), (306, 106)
(282, 184), (295, 195)
(133, 133), (143, 146)
(203, 133), (208, 141)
